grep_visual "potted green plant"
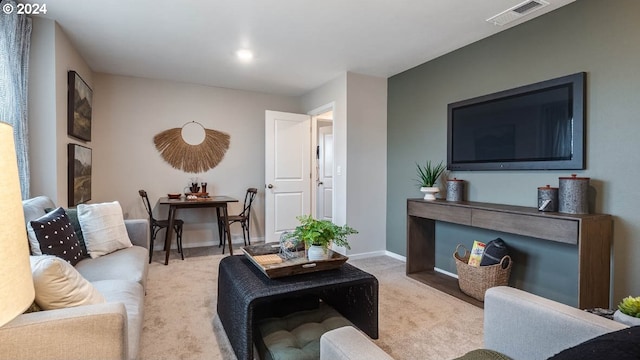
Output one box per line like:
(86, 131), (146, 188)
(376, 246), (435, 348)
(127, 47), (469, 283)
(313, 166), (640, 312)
(613, 295), (640, 326)
(283, 215), (358, 260)
(416, 160), (446, 200)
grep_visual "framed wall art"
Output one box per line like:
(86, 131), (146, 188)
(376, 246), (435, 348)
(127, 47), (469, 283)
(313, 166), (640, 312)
(68, 143), (92, 206)
(67, 71), (92, 141)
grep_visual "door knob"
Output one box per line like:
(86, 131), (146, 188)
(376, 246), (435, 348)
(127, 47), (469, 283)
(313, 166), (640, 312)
(267, 184), (274, 189)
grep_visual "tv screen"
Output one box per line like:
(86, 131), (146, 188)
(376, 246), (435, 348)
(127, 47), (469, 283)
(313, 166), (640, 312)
(447, 72), (585, 170)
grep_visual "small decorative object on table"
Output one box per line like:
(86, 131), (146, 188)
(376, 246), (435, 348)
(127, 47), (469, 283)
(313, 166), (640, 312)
(613, 295), (640, 326)
(416, 160), (446, 200)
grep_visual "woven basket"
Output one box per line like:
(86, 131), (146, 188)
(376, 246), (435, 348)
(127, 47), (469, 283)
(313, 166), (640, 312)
(453, 244), (512, 301)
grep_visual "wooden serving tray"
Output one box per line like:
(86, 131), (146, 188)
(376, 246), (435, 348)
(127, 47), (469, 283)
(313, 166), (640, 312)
(241, 243), (348, 279)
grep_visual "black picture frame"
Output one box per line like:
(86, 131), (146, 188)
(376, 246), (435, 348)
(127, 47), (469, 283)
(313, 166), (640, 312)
(67, 71), (92, 141)
(68, 143), (92, 206)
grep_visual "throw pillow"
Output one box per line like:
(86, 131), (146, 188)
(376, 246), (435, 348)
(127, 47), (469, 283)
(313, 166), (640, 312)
(45, 207), (88, 257)
(30, 255), (106, 310)
(77, 201), (132, 258)
(30, 207), (85, 266)
(549, 326), (640, 360)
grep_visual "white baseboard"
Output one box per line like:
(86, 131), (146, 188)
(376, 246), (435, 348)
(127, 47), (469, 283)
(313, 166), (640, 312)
(434, 267), (458, 279)
(346, 249), (407, 261)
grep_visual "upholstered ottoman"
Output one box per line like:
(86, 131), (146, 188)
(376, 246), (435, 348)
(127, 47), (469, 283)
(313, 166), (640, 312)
(255, 302), (353, 360)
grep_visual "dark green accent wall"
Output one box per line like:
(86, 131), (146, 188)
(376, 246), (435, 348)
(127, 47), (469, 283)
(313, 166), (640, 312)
(387, 0), (640, 303)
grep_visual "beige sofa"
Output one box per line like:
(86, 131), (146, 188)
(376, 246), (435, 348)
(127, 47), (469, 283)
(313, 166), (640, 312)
(320, 286), (628, 360)
(0, 196), (149, 360)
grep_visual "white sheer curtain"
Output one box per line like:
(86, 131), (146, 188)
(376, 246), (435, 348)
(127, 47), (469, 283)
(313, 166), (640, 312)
(0, 0), (32, 199)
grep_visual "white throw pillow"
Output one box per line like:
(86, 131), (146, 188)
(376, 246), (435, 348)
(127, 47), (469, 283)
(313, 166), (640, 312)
(26, 223), (43, 255)
(30, 255), (106, 310)
(77, 201), (133, 258)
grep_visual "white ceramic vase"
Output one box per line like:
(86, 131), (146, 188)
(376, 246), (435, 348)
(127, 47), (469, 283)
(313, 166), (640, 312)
(613, 309), (640, 326)
(307, 244), (326, 261)
(420, 186), (439, 201)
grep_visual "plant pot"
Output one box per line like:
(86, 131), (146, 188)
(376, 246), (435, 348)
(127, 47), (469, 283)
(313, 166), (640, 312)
(307, 244), (327, 261)
(613, 309), (640, 326)
(420, 186), (439, 201)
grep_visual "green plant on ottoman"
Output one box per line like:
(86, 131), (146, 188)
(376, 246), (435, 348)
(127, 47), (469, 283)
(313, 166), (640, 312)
(283, 215), (357, 261)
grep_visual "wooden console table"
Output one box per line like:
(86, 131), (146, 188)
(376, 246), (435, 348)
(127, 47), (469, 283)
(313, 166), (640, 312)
(406, 199), (612, 309)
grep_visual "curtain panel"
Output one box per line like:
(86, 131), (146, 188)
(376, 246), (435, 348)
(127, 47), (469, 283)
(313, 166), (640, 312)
(0, 0), (32, 199)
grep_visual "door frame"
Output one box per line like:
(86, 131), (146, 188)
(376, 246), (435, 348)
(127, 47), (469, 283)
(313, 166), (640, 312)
(308, 102), (335, 219)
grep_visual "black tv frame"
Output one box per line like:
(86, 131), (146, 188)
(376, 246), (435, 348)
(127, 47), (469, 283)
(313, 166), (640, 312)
(447, 72), (586, 171)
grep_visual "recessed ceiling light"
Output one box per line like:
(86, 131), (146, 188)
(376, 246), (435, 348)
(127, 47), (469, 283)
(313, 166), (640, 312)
(236, 49), (254, 62)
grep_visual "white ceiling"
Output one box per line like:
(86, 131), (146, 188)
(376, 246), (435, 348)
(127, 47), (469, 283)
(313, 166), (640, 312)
(37, 0), (575, 96)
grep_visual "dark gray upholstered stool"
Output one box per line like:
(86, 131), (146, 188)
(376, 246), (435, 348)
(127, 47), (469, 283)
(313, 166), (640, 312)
(255, 302), (352, 360)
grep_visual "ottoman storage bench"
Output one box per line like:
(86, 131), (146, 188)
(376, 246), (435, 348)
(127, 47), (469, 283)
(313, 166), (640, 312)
(255, 302), (353, 360)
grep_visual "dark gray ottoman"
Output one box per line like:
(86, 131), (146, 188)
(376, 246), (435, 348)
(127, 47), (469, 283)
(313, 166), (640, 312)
(255, 302), (352, 360)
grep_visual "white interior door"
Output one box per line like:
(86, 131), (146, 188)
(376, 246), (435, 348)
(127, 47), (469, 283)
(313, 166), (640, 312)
(265, 110), (311, 243)
(317, 125), (333, 221)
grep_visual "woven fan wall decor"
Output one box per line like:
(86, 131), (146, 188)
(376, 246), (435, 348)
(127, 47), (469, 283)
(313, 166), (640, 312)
(153, 123), (230, 173)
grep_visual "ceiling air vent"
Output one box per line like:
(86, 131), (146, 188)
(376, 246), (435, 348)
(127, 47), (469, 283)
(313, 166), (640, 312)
(486, 0), (550, 26)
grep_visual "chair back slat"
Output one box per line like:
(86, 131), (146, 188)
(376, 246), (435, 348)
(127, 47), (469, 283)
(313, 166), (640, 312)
(138, 190), (156, 221)
(241, 188), (258, 218)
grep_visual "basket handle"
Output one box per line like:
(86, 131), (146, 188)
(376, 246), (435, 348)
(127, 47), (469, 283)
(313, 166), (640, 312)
(499, 255), (512, 269)
(454, 244), (469, 258)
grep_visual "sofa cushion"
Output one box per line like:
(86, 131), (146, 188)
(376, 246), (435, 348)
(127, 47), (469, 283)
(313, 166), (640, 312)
(46, 207), (89, 257)
(93, 279), (145, 360)
(30, 207), (85, 265)
(549, 326), (640, 360)
(30, 255), (106, 310)
(77, 201), (132, 258)
(75, 245), (149, 289)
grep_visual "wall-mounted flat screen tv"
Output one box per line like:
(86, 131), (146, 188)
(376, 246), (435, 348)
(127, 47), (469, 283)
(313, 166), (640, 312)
(447, 72), (585, 170)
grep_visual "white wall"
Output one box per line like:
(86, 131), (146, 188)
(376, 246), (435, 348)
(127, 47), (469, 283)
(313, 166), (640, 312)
(27, 17), (56, 199)
(299, 74), (348, 225)
(299, 72), (388, 255)
(92, 74), (301, 247)
(345, 73), (387, 255)
(28, 18), (93, 207)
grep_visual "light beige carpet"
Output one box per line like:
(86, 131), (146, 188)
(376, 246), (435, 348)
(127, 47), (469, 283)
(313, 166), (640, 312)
(140, 247), (483, 360)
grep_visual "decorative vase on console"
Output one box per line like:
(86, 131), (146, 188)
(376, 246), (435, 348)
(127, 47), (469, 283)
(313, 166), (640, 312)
(416, 160), (446, 201)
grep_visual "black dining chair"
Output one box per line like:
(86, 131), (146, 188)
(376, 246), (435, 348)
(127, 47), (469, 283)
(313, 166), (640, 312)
(221, 188), (257, 253)
(138, 190), (185, 262)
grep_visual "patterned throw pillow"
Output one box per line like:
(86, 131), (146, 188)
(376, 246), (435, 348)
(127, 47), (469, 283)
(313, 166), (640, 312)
(30, 207), (85, 266)
(45, 207), (88, 258)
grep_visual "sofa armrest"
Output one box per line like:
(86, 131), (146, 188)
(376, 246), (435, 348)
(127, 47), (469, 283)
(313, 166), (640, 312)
(0, 303), (128, 360)
(125, 219), (149, 249)
(321, 326), (394, 360)
(484, 286), (627, 360)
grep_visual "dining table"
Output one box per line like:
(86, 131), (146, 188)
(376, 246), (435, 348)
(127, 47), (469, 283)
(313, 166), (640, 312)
(158, 195), (238, 265)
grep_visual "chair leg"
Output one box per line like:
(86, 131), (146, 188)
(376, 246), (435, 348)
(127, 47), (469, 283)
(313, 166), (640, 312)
(176, 224), (184, 260)
(245, 221), (251, 245)
(242, 222), (247, 246)
(221, 225), (226, 254)
(149, 234), (154, 263)
(149, 226), (158, 264)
